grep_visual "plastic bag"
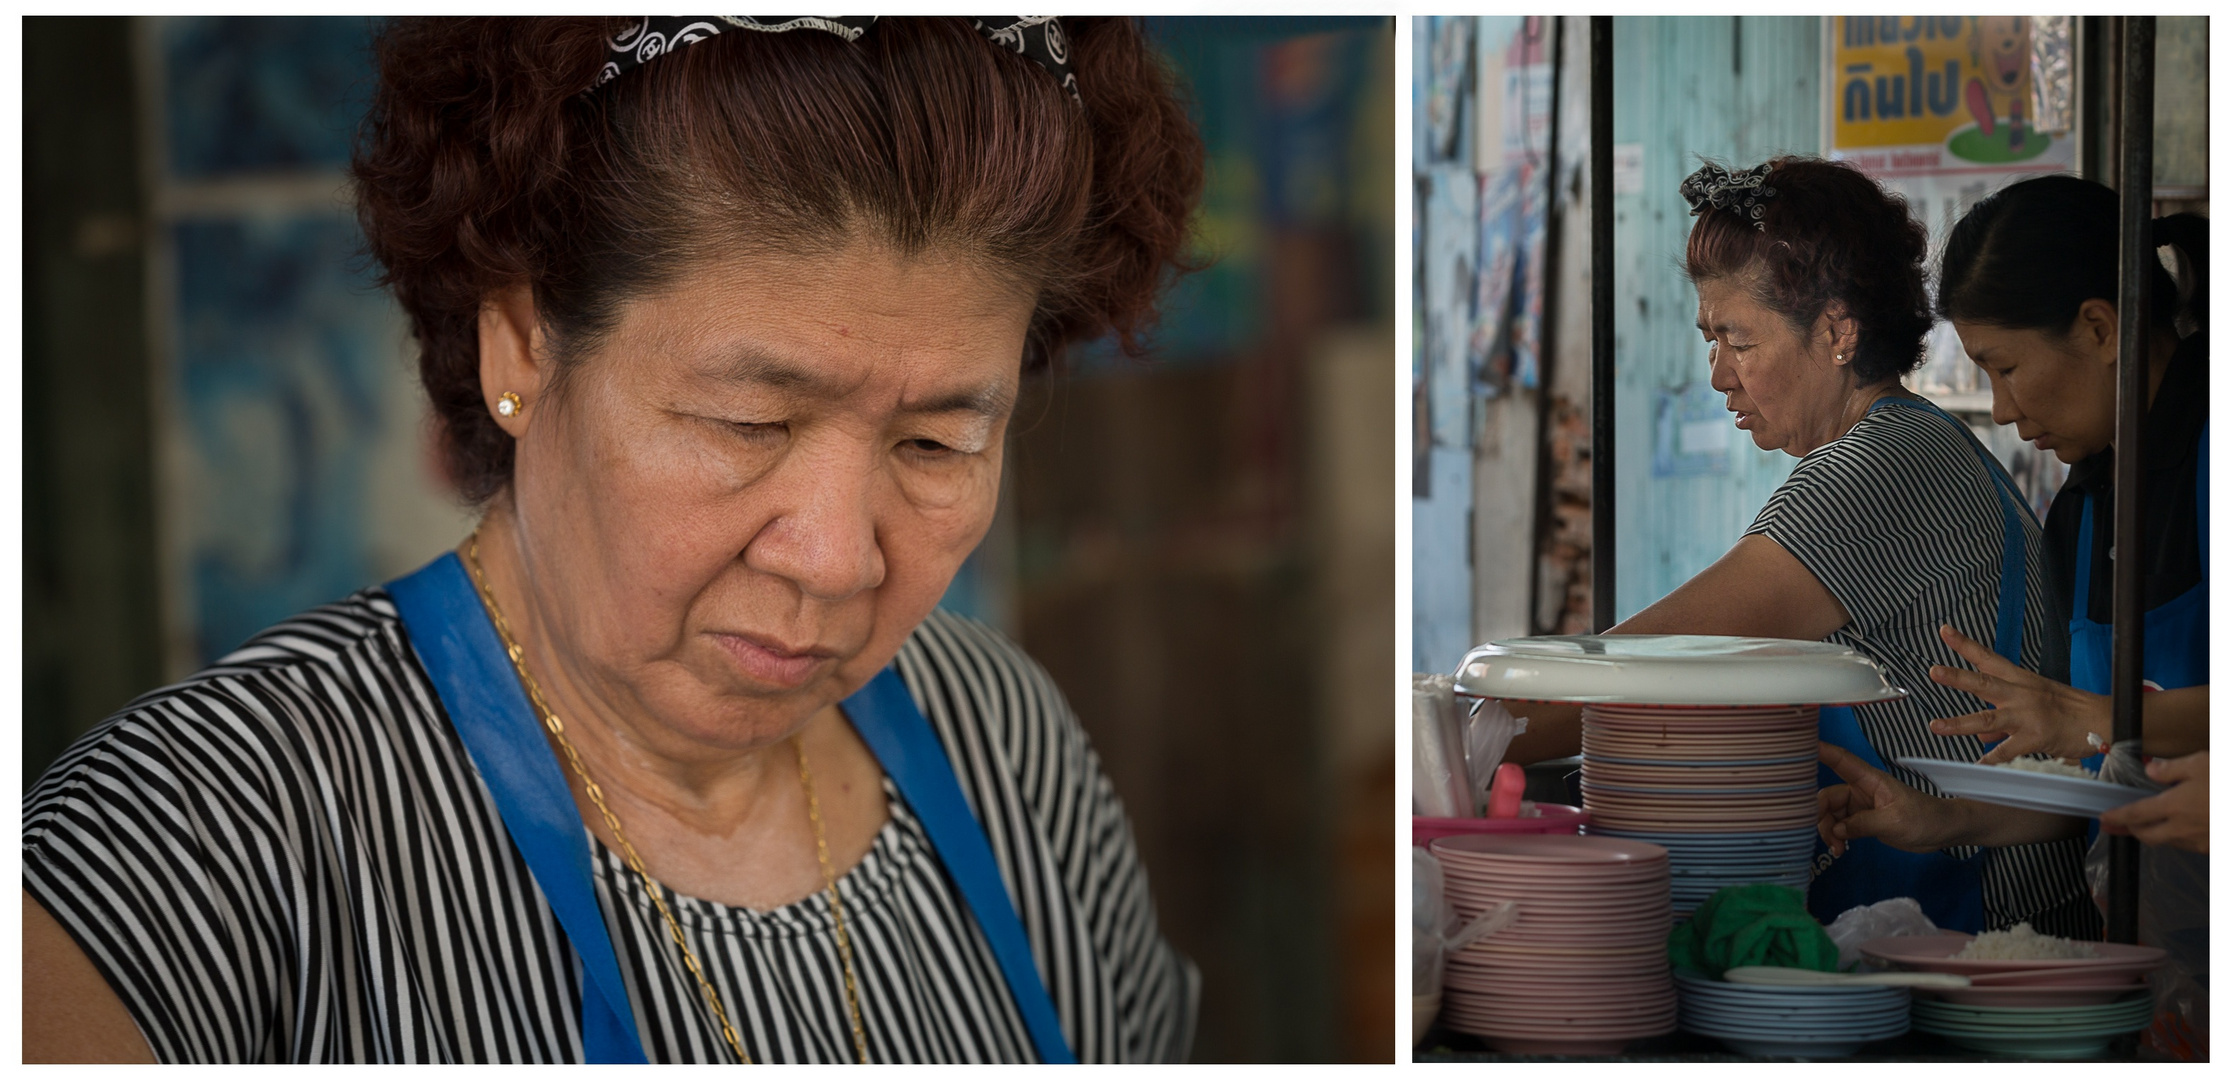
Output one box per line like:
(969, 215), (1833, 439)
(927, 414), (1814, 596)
(1413, 846), (1518, 1045)
(1413, 848), (1447, 1043)
(1462, 697), (1527, 811)
(1824, 896), (1939, 971)
(2083, 741), (2209, 1062)
(1412, 675), (1471, 817)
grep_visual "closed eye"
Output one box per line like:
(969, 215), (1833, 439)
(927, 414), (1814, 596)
(722, 419), (787, 444)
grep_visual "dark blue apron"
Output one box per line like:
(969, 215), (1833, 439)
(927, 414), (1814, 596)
(2069, 425), (2209, 852)
(1808, 397), (2031, 934)
(2066, 423), (2208, 700)
(386, 552), (1076, 1064)
(2071, 425), (2209, 1048)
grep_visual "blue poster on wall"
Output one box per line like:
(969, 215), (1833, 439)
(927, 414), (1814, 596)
(155, 16), (474, 665)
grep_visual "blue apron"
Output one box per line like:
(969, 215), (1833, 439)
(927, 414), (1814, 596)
(1808, 398), (2032, 934)
(2067, 423), (2208, 700)
(386, 552), (1076, 1064)
(2071, 425), (2209, 1052)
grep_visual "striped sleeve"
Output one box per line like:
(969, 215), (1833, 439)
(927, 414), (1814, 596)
(1746, 408), (2005, 637)
(23, 684), (300, 1062)
(896, 611), (1199, 1063)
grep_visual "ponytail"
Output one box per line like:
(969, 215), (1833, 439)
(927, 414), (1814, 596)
(2154, 212), (2207, 334)
(1937, 174), (2206, 338)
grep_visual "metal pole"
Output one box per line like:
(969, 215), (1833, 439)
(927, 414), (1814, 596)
(2106, 14), (2154, 947)
(1589, 15), (1615, 631)
(2077, 17), (2112, 186)
(1529, 16), (1566, 634)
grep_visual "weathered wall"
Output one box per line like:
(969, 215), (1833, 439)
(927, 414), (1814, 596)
(1609, 16), (1818, 615)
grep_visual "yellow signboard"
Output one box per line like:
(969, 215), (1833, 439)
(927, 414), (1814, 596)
(1831, 16), (2053, 166)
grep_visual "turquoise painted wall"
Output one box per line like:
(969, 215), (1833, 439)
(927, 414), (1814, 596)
(1610, 17), (1821, 614)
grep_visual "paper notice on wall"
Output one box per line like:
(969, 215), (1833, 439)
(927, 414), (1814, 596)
(1823, 15), (2075, 398)
(1613, 143), (1643, 196)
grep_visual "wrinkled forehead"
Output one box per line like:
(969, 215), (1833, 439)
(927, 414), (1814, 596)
(604, 243), (1033, 410)
(1693, 275), (1770, 330)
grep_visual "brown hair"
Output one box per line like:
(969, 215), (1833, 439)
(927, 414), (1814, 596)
(1683, 156), (1932, 384)
(354, 17), (1206, 502)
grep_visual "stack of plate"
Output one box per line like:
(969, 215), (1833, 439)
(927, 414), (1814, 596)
(1861, 933), (2167, 1056)
(1433, 834), (1678, 1055)
(1581, 705), (1819, 915)
(1910, 995), (2157, 1059)
(1673, 970), (1910, 1058)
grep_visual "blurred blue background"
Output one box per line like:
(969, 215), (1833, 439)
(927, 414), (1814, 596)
(23, 15), (1393, 1062)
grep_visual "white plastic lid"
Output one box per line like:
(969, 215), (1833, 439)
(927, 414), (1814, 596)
(1452, 634), (1909, 706)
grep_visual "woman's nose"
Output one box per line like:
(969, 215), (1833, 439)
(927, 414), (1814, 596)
(1986, 376), (2022, 426)
(742, 450), (887, 602)
(1708, 349), (1736, 393)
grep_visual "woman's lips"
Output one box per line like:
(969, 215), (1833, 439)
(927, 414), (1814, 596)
(710, 632), (834, 689)
(1732, 409), (1755, 430)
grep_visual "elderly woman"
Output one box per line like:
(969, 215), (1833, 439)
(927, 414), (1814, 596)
(24, 17), (1203, 1063)
(1506, 157), (2090, 937)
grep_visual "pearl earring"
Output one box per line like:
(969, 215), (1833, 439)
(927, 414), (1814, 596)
(1835, 353), (1843, 361)
(496, 392), (522, 418)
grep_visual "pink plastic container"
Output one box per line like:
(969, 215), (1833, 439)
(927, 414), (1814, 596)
(1413, 804), (1590, 848)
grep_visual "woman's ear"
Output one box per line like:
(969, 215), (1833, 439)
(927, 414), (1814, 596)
(1822, 302), (1860, 370)
(478, 285), (548, 435)
(2076, 297), (2120, 368)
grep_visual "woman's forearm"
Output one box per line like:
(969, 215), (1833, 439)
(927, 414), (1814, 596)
(1935, 798), (2086, 849)
(1502, 700), (1584, 765)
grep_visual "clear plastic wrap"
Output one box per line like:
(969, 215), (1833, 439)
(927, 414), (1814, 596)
(1824, 896), (1939, 971)
(1412, 674), (1471, 817)
(1413, 846), (1520, 1045)
(2083, 741), (2208, 1062)
(1413, 848), (1447, 1043)
(1462, 697), (1527, 811)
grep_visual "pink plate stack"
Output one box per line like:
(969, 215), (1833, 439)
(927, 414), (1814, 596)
(1432, 834), (1678, 1055)
(1580, 704), (1821, 914)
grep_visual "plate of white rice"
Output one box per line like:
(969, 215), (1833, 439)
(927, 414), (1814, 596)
(1862, 932), (2167, 975)
(1950, 922), (2099, 961)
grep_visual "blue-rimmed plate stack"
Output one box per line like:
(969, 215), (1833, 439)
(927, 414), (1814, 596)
(1581, 705), (1819, 917)
(1910, 993), (2156, 1059)
(1589, 825), (1813, 916)
(1673, 969), (1911, 1058)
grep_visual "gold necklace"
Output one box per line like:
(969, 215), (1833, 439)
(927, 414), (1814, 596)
(463, 535), (870, 1064)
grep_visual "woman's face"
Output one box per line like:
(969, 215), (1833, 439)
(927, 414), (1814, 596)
(1953, 313), (2118, 464)
(1697, 277), (1856, 457)
(502, 240), (1031, 751)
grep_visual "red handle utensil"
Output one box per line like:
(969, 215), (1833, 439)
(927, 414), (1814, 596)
(1486, 762), (1527, 819)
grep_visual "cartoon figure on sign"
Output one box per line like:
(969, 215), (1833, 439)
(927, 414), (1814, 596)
(1965, 16), (2032, 154)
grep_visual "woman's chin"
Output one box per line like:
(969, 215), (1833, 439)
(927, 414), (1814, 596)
(652, 687), (835, 752)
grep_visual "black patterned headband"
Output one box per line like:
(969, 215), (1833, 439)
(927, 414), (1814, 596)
(1681, 162), (1779, 231)
(593, 16), (1081, 106)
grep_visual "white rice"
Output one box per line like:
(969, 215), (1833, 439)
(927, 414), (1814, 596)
(1996, 756), (2096, 779)
(1951, 922), (2101, 961)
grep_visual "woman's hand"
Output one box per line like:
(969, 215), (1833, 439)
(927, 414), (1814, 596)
(1816, 742), (1966, 856)
(2099, 752), (2209, 854)
(1925, 624), (2110, 763)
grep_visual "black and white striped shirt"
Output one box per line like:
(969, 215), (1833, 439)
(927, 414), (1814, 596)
(24, 594), (1198, 1062)
(1748, 398), (2097, 936)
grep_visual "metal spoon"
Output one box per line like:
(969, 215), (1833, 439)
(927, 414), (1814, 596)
(1723, 966), (1971, 988)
